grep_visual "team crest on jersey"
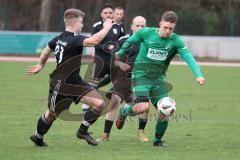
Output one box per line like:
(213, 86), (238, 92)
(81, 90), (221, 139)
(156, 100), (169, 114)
(165, 44), (172, 50)
(147, 48), (168, 61)
(113, 28), (118, 34)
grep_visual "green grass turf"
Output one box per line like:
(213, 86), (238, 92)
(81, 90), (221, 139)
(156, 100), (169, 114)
(0, 61), (239, 160)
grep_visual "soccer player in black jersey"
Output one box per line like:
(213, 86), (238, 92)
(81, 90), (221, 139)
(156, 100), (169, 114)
(27, 8), (112, 147)
(113, 6), (125, 34)
(81, 3), (125, 112)
(100, 16), (149, 142)
(90, 4), (125, 88)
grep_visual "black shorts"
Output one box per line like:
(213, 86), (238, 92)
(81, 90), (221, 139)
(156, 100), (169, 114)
(106, 68), (133, 103)
(48, 79), (94, 114)
(91, 55), (111, 81)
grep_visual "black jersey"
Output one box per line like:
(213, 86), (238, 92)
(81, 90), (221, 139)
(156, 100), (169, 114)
(117, 34), (140, 65)
(48, 31), (88, 84)
(117, 22), (125, 36)
(92, 20), (125, 60)
(110, 34), (140, 82)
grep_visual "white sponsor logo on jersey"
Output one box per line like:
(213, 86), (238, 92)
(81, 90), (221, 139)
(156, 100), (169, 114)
(113, 28), (118, 34)
(147, 48), (168, 61)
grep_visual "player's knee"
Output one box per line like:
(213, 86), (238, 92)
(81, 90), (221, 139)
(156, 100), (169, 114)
(141, 103), (150, 112)
(134, 96), (150, 112)
(45, 110), (58, 123)
(92, 99), (105, 112)
(111, 94), (122, 106)
(134, 102), (150, 114)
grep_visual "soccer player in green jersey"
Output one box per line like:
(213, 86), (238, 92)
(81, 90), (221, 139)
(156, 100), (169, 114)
(115, 11), (205, 147)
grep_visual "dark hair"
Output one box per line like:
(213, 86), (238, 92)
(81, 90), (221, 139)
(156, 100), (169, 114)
(101, 3), (113, 11)
(162, 11), (178, 23)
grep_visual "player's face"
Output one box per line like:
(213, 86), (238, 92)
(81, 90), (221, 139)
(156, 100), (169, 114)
(75, 17), (84, 33)
(113, 9), (124, 22)
(159, 21), (175, 38)
(101, 8), (113, 21)
(131, 20), (146, 33)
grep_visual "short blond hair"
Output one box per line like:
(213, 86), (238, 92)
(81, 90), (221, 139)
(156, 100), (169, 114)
(64, 8), (85, 25)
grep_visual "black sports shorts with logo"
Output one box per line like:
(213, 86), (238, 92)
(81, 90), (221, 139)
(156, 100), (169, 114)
(48, 76), (94, 114)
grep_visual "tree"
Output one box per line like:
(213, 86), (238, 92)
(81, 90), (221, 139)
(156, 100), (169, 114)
(39, 0), (52, 31)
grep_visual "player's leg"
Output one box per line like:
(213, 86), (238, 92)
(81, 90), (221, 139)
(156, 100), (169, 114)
(115, 84), (151, 129)
(30, 81), (72, 147)
(115, 76), (153, 129)
(81, 56), (110, 112)
(90, 56), (111, 89)
(117, 82), (151, 117)
(76, 89), (105, 146)
(30, 109), (62, 146)
(137, 111), (150, 142)
(150, 81), (170, 147)
(101, 93), (122, 141)
(101, 77), (133, 140)
(153, 113), (169, 147)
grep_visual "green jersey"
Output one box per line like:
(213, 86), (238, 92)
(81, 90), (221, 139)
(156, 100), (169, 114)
(117, 27), (203, 79)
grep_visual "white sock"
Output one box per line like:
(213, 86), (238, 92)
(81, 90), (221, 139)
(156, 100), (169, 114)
(82, 104), (90, 111)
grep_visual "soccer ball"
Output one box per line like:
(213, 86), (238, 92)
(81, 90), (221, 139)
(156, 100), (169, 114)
(157, 97), (176, 116)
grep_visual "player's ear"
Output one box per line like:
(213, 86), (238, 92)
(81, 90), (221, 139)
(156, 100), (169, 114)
(131, 24), (134, 31)
(159, 21), (162, 27)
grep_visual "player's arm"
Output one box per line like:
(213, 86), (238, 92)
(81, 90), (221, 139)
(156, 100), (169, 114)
(114, 36), (131, 71)
(83, 19), (112, 47)
(177, 38), (205, 85)
(115, 28), (145, 60)
(26, 46), (53, 75)
(91, 22), (105, 51)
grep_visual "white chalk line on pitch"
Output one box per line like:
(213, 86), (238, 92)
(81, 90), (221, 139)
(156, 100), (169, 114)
(0, 56), (240, 67)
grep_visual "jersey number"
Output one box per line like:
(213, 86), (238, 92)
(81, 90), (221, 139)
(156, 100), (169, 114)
(55, 45), (64, 64)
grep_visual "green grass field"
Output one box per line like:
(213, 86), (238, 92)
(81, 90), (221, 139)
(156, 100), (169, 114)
(0, 61), (239, 160)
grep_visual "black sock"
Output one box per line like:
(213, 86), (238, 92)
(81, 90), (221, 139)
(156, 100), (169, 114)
(138, 118), (148, 130)
(78, 109), (101, 134)
(104, 119), (114, 134)
(36, 114), (52, 138)
(78, 123), (90, 135)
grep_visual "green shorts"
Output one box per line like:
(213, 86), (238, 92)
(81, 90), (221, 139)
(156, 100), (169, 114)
(132, 77), (172, 105)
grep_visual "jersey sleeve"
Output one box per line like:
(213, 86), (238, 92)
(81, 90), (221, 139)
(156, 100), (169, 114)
(92, 23), (105, 51)
(117, 28), (146, 58)
(175, 37), (203, 78)
(76, 35), (88, 47)
(91, 22), (101, 35)
(48, 36), (58, 50)
(117, 36), (128, 48)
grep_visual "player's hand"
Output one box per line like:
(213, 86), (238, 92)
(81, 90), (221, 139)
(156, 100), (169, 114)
(26, 64), (43, 75)
(115, 61), (131, 71)
(103, 18), (113, 29)
(107, 44), (115, 50)
(103, 41), (118, 54)
(196, 77), (205, 85)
